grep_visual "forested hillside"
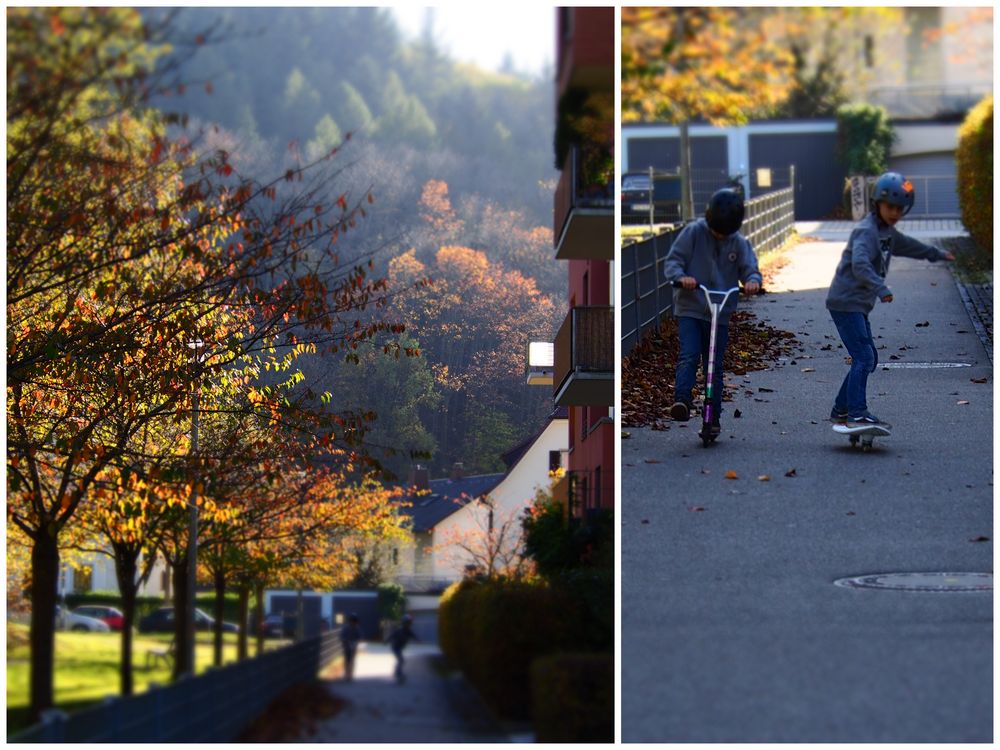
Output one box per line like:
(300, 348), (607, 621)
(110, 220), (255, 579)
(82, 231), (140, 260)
(150, 7), (563, 479)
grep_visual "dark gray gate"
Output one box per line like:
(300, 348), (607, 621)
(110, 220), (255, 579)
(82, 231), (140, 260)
(270, 594), (323, 639)
(749, 131), (845, 220)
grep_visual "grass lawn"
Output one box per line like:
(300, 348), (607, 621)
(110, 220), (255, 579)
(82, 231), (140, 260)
(6, 623), (289, 735)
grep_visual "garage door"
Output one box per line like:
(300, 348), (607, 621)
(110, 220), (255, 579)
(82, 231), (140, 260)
(888, 153), (960, 217)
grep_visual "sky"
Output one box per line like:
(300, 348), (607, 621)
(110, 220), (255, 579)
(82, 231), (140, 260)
(392, 5), (555, 76)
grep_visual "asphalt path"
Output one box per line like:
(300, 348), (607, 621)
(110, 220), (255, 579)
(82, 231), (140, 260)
(621, 238), (993, 742)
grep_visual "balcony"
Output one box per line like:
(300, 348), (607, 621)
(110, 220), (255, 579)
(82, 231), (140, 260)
(554, 145), (614, 261)
(556, 7), (614, 97)
(553, 306), (613, 406)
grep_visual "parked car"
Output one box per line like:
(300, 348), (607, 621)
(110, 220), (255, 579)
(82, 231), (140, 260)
(621, 171), (682, 225)
(71, 605), (125, 631)
(55, 605), (110, 632)
(253, 613), (285, 638)
(137, 607), (239, 634)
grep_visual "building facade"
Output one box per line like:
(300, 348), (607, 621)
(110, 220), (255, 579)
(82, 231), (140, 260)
(551, 6), (615, 521)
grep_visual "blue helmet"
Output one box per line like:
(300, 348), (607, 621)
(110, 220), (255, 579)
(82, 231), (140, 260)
(705, 188), (744, 236)
(870, 172), (914, 216)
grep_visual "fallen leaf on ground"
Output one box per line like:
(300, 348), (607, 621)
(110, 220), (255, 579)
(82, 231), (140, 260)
(622, 431), (631, 439)
(801, 367), (816, 373)
(758, 474), (770, 481)
(971, 377), (988, 384)
(725, 470), (738, 480)
(969, 535), (990, 542)
(785, 468), (797, 477)
(915, 321), (930, 327)
(957, 400), (970, 406)
(688, 506), (706, 512)
(644, 459), (662, 463)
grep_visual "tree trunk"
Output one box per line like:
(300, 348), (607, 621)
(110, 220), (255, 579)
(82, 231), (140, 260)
(254, 583), (265, 656)
(171, 559), (192, 679)
(28, 529), (59, 722)
(213, 568), (225, 667)
(680, 120), (694, 221)
(114, 551), (140, 696)
(237, 585), (250, 661)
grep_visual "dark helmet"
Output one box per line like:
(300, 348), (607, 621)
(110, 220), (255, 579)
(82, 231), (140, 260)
(870, 172), (914, 216)
(705, 188), (744, 236)
(402, 614), (413, 624)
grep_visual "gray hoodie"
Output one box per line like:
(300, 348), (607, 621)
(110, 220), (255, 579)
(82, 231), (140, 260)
(826, 212), (948, 314)
(662, 218), (762, 322)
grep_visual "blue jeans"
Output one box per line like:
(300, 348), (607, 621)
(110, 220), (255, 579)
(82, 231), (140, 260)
(675, 316), (729, 419)
(830, 310), (878, 417)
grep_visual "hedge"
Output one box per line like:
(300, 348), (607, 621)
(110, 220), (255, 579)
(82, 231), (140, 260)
(531, 653), (614, 742)
(956, 94), (992, 251)
(438, 578), (585, 720)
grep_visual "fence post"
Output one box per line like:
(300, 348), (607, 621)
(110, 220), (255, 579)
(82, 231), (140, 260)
(39, 709), (68, 742)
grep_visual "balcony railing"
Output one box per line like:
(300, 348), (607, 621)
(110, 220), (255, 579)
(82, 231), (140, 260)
(554, 145), (614, 261)
(554, 306), (613, 406)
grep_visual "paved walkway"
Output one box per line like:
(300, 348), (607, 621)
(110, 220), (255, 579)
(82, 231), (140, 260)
(796, 218), (968, 240)
(622, 233), (993, 742)
(301, 644), (511, 743)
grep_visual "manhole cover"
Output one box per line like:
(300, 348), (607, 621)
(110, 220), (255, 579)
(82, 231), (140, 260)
(834, 572), (993, 593)
(880, 362), (972, 369)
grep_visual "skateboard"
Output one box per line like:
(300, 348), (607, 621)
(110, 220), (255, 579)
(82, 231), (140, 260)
(672, 281), (741, 447)
(832, 422), (891, 451)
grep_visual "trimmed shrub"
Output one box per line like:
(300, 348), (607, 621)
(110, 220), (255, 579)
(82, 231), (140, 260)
(531, 653), (614, 742)
(438, 578), (585, 720)
(956, 94), (993, 251)
(465, 580), (581, 719)
(376, 582), (405, 621)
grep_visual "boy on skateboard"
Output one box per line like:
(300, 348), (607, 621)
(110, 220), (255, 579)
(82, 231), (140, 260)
(663, 188), (762, 436)
(826, 172), (954, 427)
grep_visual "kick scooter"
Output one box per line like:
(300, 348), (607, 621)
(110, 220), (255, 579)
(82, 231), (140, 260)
(673, 281), (741, 447)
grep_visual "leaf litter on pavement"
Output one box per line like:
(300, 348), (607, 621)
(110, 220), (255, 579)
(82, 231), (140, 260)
(623, 309), (800, 427)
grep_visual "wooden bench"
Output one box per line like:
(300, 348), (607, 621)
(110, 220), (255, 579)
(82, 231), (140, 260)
(145, 641), (175, 670)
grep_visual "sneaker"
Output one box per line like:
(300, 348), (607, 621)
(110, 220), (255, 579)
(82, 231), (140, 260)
(830, 407), (849, 423)
(670, 402), (691, 422)
(848, 412), (883, 426)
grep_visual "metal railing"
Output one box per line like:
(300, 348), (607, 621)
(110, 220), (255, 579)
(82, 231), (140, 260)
(621, 185), (796, 354)
(10, 633), (342, 743)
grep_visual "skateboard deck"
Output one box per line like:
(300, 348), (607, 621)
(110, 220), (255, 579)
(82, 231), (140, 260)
(832, 422), (891, 451)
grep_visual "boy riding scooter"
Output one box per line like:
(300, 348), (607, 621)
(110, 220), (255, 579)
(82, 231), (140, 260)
(663, 188), (762, 439)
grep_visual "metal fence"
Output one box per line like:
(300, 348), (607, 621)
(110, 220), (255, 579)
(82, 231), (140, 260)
(10, 632), (342, 743)
(621, 186), (796, 354)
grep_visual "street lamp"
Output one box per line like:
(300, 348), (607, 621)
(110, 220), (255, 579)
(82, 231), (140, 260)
(184, 339), (204, 677)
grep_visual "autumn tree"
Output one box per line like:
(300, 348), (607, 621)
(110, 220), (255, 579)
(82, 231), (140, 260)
(389, 244), (558, 474)
(7, 7), (405, 719)
(622, 8), (794, 214)
(432, 494), (533, 580)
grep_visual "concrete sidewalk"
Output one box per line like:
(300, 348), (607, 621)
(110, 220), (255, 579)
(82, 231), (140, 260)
(301, 643), (511, 743)
(621, 233), (993, 742)
(796, 218), (968, 240)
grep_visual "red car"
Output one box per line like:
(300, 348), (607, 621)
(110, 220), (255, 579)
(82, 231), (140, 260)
(71, 605), (125, 631)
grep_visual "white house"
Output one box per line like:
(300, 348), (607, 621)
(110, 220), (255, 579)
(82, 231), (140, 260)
(392, 408), (569, 590)
(57, 551), (170, 599)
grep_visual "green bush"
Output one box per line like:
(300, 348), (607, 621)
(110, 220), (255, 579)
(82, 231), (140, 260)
(835, 103), (895, 175)
(531, 653), (614, 743)
(956, 94), (993, 251)
(376, 582), (406, 621)
(438, 578), (584, 720)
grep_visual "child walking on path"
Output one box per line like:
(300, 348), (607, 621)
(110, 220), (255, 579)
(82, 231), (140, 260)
(663, 188), (762, 436)
(386, 614), (419, 684)
(826, 172), (954, 426)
